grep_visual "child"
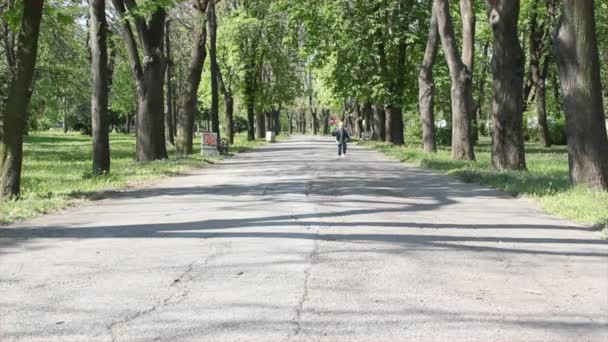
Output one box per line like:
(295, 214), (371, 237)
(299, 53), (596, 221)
(332, 122), (351, 158)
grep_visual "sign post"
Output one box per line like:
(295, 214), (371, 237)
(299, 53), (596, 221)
(201, 132), (219, 156)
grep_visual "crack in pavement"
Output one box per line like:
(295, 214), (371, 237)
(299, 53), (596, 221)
(106, 246), (226, 342)
(284, 174), (324, 342)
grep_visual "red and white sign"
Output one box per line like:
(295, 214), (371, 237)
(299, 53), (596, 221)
(329, 116), (338, 126)
(203, 132), (218, 146)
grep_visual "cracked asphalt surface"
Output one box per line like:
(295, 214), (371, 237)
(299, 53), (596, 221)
(1, 135), (607, 341)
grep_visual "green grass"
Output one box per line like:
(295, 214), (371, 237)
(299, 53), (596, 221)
(363, 140), (608, 232)
(0, 132), (268, 224)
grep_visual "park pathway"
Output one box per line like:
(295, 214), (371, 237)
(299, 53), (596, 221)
(1, 135), (607, 342)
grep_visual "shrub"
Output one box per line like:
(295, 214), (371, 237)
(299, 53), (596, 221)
(234, 116), (248, 133)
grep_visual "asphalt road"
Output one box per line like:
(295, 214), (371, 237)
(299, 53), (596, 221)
(1, 135), (607, 342)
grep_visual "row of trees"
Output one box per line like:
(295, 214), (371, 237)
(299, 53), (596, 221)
(0, 0), (305, 199)
(291, 0), (607, 190)
(1, 0), (607, 200)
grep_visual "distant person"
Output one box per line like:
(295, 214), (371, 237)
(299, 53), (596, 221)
(332, 122), (350, 158)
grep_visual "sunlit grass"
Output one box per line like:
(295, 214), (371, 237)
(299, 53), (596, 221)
(364, 139), (608, 232)
(0, 131), (266, 224)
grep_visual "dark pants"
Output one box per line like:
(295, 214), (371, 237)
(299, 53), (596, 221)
(337, 143), (347, 155)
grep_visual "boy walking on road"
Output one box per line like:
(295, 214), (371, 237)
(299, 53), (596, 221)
(332, 122), (350, 158)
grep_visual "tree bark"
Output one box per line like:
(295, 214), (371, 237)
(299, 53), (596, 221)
(208, 0), (220, 140)
(362, 102), (372, 134)
(164, 19), (175, 146)
(255, 112), (265, 139)
(112, 0), (167, 161)
(176, 0), (209, 153)
(373, 104), (386, 141)
(0, 0), (44, 199)
(386, 106), (404, 145)
(217, 65), (234, 144)
(487, 0), (527, 170)
(529, 1), (552, 147)
(553, 0), (608, 190)
(433, 0), (475, 160)
(89, 0), (110, 175)
(419, 8), (439, 152)
(476, 41), (489, 137)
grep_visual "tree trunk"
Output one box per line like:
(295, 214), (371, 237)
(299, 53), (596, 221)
(255, 112), (265, 139)
(387, 106), (404, 145)
(362, 102), (372, 134)
(136, 62), (167, 161)
(208, 0), (220, 140)
(0, 0), (44, 199)
(274, 109), (280, 135)
(487, 0), (527, 170)
(419, 8), (439, 152)
(434, 0), (475, 160)
(529, 1), (552, 148)
(164, 19), (175, 146)
(384, 106), (392, 143)
(175, 0), (208, 153)
(476, 41), (489, 137)
(373, 104), (386, 141)
(89, 0), (110, 175)
(553, 0), (608, 190)
(245, 60), (256, 140)
(112, 0), (167, 161)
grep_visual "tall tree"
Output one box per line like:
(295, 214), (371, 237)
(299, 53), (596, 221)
(89, 0), (110, 175)
(487, 0), (526, 170)
(217, 64), (234, 144)
(164, 19), (175, 146)
(419, 9), (439, 153)
(527, 0), (558, 148)
(111, 0), (168, 161)
(433, 0), (475, 160)
(553, 0), (608, 190)
(0, 0), (44, 199)
(176, 0), (209, 153)
(208, 0), (220, 139)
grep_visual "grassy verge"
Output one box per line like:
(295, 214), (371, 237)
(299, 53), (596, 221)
(0, 132), (268, 224)
(363, 140), (608, 233)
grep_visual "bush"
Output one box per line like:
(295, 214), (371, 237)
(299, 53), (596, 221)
(234, 116), (248, 133)
(436, 125), (452, 146)
(404, 111), (422, 145)
(548, 116), (567, 145)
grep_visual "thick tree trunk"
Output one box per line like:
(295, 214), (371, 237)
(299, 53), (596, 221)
(208, 0), (220, 140)
(387, 106), (404, 145)
(419, 9), (439, 152)
(136, 60), (167, 161)
(434, 0), (475, 160)
(89, 0), (110, 175)
(553, 0), (608, 190)
(363, 102), (372, 134)
(164, 19), (175, 146)
(274, 109), (280, 135)
(112, 0), (167, 161)
(176, 0), (208, 153)
(487, 0), (527, 170)
(255, 112), (265, 139)
(0, 0), (44, 199)
(373, 104), (386, 141)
